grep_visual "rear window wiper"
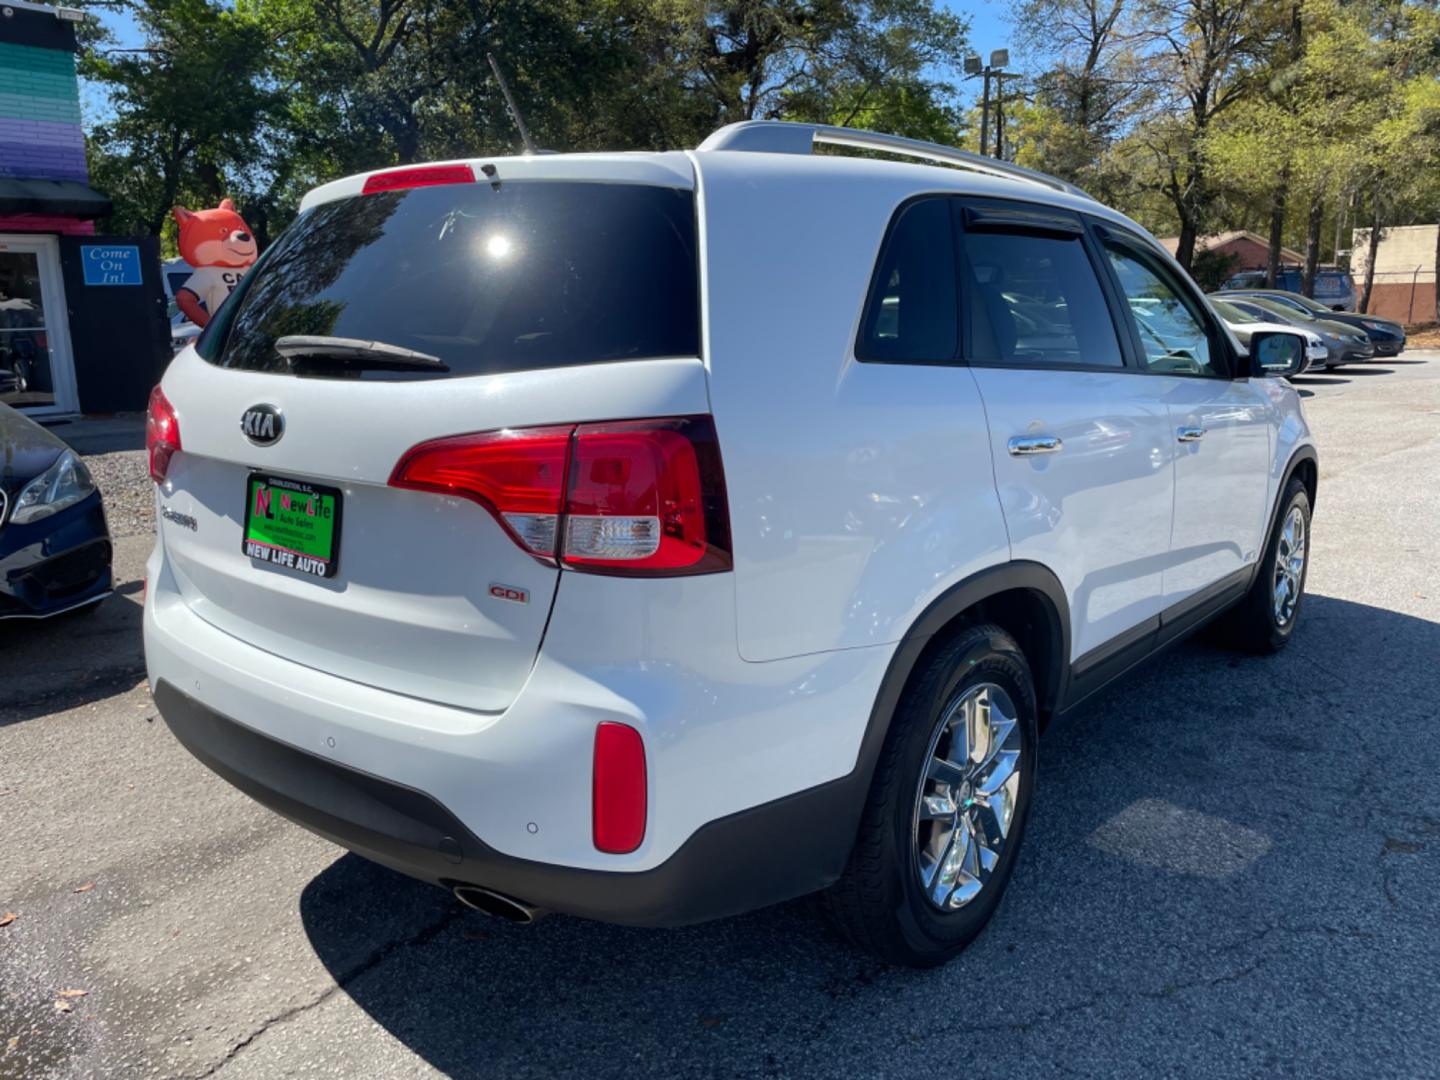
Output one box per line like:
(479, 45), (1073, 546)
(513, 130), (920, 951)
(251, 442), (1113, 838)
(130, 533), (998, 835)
(274, 335), (449, 372)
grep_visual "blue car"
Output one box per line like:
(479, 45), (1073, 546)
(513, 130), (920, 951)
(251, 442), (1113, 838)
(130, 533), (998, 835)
(1223, 268), (1357, 312)
(0, 404), (111, 618)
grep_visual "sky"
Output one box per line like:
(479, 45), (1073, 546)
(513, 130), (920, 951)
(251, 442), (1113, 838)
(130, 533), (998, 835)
(942, 0), (1016, 62)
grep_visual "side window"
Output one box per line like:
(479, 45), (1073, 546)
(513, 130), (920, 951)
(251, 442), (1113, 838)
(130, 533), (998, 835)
(857, 198), (958, 362)
(1104, 245), (1219, 376)
(958, 227), (1123, 368)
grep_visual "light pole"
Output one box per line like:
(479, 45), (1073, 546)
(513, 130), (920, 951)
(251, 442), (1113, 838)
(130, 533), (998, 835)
(964, 49), (1010, 158)
(993, 70), (1022, 161)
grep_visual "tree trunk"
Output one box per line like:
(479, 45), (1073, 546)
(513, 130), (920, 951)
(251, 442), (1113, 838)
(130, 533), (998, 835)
(1266, 170), (1289, 288)
(249, 204), (271, 253)
(1434, 218), (1439, 325)
(1359, 194), (1382, 314)
(196, 160), (223, 204)
(1176, 218), (1198, 272)
(146, 163), (182, 237)
(1301, 199), (1323, 297)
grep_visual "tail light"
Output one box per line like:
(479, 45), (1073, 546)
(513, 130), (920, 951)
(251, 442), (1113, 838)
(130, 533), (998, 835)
(593, 722), (646, 853)
(362, 164), (475, 195)
(389, 416), (731, 576)
(146, 385), (181, 483)
(388, 426), (571, 557)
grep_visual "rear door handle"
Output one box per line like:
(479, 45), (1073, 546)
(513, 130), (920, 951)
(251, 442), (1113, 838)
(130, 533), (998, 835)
(1177, 426), (1207, 443)
(1007, 435), (1063, 456)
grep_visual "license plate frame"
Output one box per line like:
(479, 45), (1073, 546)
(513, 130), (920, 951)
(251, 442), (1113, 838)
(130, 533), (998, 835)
(241, 473), (343, 579)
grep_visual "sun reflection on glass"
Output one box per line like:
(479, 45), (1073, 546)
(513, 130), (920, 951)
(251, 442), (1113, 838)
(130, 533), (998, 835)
(485, 234), (513, 259)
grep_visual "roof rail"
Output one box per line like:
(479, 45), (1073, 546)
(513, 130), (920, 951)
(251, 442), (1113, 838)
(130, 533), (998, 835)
(696, 120), (1092, 201)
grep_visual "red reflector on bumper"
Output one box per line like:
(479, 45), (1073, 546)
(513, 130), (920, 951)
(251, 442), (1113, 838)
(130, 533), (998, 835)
(593, 722), (646, 854)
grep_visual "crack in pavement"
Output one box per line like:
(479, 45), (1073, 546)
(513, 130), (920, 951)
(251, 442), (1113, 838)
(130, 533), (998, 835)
(941, 918), (1375, 1039)
(954, 957), (1270, 1038)
(185, 906), (466, 1079)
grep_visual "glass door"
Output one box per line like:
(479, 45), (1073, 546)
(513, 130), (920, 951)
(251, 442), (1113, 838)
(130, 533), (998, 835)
(0, 235), (77, 414)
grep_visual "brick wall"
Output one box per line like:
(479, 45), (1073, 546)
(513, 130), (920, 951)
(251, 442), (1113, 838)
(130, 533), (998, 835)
(1366, 282), (1437, 326)
(0, 32), (92, 234)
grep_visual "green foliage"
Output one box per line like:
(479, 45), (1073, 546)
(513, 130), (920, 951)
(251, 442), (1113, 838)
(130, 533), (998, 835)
(82, 0), (280, 242)
(1006, 0), (1440, 276)
(83, 0), (971, 241)
(79, 0), (1438, 279)
(1189, 247), (1240, 291)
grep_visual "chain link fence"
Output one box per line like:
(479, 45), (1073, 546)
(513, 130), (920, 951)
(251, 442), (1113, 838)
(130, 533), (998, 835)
(1356, 267), (1436, 325)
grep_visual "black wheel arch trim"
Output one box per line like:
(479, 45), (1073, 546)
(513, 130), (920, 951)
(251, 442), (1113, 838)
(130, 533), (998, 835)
(852, 560), (1070, 787)
(1254, 445), (1318, 591)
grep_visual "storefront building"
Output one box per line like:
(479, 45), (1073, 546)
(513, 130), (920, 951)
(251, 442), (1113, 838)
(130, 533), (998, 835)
(1, 0), (168, 416)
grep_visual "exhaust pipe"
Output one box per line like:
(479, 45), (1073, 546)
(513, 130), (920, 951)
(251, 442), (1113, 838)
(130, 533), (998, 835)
(452, 884), (544, 924)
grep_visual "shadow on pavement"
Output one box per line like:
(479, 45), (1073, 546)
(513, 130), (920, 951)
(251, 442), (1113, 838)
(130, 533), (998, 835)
(0, 593), (145, 727)
(298, 593), (1440, 1077)
(39, 415), (146, 455)
(1291, 375), (1350, 386)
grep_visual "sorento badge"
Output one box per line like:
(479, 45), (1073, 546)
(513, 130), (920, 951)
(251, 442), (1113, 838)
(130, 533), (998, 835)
(241, 404), (284, 446)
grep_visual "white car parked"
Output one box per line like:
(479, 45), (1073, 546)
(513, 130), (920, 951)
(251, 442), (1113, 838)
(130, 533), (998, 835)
(143, 122), (1317, 967)
(1210, 297), (1326, 375)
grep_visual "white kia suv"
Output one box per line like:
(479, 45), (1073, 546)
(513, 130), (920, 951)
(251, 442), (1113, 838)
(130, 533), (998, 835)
(144, 122), (1317, 967)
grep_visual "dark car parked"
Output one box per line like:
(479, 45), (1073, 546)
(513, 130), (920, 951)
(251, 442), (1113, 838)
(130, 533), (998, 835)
(1222, 268), (1357, 311)
(1213, 295), (1375, 369)
(1214, 288), (1406, 357)
(1, 404), (112, 618)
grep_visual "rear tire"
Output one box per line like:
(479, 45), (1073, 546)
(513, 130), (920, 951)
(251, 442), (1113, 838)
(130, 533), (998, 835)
(824, 624), (1038, 967)
(1222, 477), (1310, 654)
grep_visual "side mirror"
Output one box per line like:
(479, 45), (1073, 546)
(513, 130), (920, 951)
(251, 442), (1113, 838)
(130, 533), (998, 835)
(1250, 331), (1307, 378)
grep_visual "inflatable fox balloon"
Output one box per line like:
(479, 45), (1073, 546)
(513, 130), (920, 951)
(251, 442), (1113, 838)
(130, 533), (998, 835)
(173, 198), (257, 327)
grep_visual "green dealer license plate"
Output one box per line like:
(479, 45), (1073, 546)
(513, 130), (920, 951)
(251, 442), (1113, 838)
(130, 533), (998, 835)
(242, 474), (343, 579)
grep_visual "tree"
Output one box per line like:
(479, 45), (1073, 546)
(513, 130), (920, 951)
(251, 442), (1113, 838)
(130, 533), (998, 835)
(1117, 0), (1275, 270)
(84, 0), (976, 244)
(83, 0), (279, 237)
(1010, 0), (1151, 197)
(653, 1), (969, 138)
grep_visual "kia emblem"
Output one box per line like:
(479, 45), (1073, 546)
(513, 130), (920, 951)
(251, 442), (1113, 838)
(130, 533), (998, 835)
(241, 404), (284, 446)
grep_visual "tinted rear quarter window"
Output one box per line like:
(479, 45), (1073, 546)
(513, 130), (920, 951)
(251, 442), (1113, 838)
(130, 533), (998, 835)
(202, 181), (699, 379)
(857, 198), (958, 362)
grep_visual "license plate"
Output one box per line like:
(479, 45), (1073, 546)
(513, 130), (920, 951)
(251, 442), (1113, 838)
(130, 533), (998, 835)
(241, 474), (343, 579)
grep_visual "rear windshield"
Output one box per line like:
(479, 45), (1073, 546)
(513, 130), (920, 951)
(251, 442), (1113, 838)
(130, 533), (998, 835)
(200, 180), (700, 378)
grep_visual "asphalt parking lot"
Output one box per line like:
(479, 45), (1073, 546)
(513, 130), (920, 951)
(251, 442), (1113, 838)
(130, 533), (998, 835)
(3, 355), (1439, 1079)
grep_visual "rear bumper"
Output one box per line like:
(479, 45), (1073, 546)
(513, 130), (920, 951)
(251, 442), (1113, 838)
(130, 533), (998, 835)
(0, 493), (112, 617)
(144, 534), (893, 924)
(155, 679), (856, 926)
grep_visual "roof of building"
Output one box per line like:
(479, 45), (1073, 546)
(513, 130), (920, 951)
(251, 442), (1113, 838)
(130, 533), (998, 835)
(1156, 230), (1304, 264)
(0, 177), (111, 219)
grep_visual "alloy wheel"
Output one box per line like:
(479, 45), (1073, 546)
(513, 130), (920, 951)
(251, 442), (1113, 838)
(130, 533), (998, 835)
(911, 682), (1023, 911)
(1273, 505), (1307, 627)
